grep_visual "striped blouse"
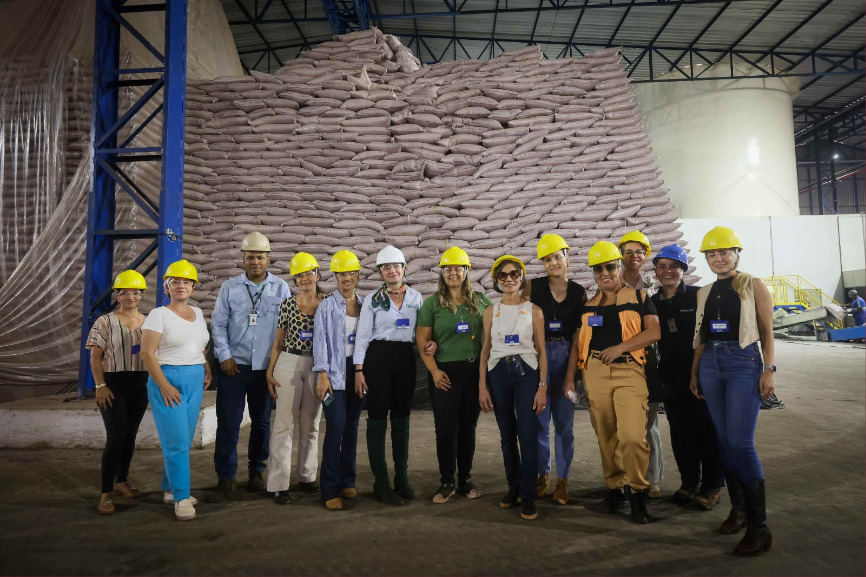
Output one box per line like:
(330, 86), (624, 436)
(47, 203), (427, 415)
(85, 312), (146, 372)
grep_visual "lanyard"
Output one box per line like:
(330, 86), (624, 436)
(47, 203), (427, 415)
(245, 284), (264, 314)
(712, 282), (735, 321)
(495, 301), (523, 342)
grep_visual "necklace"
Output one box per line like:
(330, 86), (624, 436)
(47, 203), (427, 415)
(495, 299), (525, 344)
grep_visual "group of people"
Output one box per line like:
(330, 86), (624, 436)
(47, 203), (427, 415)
(87, 225), (776, 556)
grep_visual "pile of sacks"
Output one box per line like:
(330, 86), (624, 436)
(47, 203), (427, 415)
(182, 28), (685, 316)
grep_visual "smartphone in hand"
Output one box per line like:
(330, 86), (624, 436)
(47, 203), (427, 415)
(322, 391), (334, 406)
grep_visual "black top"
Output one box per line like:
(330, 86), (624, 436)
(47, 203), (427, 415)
(701, 276), (741, 343)
(529, 276), (587, 340)
(580, 289), (657, 352)
(652, 282), (699, 388)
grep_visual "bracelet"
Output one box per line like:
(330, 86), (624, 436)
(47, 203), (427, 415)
(355, 368), (363, 373)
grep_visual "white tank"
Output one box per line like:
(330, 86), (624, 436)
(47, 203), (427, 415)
(635, 64), (800, 218)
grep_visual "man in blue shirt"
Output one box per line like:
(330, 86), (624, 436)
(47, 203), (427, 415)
(848, 290), (866, 326)
(208, 232), (290, 501)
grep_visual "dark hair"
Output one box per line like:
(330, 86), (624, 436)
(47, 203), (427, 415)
(492, 259), (527, 293)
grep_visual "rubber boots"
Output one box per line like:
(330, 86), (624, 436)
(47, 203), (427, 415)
(366, 418), (403, 506)
(733, 479), (773, 556)
(626, 486), (650, 524)
(391, 415), (415, 500)
(719, 470), (748, 534)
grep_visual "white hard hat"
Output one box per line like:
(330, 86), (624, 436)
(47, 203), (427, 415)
(240, 231), (271, 252)
(376, 245), (406, 267)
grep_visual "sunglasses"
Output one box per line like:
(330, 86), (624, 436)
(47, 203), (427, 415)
(592, 263), (619, 275)
(496, 270), (522, 282)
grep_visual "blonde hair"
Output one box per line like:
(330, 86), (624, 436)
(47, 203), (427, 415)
(436, 268), (483, 317)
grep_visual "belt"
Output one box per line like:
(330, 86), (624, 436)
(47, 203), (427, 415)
(590, 350), (631, 364)
(503, 355), (522, 363)
(283, 346), (311, 357)
(545, 336), (569, 342)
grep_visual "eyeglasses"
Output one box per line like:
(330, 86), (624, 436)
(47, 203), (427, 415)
(169, 279), (193, 287)
(442, 266), (465, 275)
(592, 263), (620, 275)
(117, 290), (142, 297)
(335, 271), (358, 279)
(380, 263), (403, 272)
(294, 270), (316, 280)
(705, 249), (735, 259)
(621, 249), (647, 257)
(496, 270), (522, 282)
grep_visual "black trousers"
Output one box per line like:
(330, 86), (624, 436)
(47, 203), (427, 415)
(429, 359), (481, 485)
(665, 384), (725, 489)
(100, 371), (149, 493)
(363, 340), (415, 420)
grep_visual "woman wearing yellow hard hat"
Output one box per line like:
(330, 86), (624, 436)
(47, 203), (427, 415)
(311, 250), (365, 511)
(689, 226), (776, 555)
(479, 255), (548, 520)
(140, 259), (212, 521)
(522, 234), (587, 505)
(265, 252), (325, 504)
(86, 270), (149, 515)
(416, 246), (492, 504)
(564, 241), (660, 524)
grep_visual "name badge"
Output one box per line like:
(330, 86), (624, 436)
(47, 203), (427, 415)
(710, 320), (730, 333)
(547, 320), (562, 332)
(300, 330), (313, 341)
(505, 334), (520, 345)
(130, 344), (141, 355)
(348, 334), (356, 344)
(456, 322), (470, 334)
(248, 313), (258, 327)
(396, 318), (410, 328)
(667, 318), (678, 333)
(588, 315), (603, 327)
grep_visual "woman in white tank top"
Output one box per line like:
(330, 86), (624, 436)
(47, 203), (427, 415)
(479, 255), (548, 521)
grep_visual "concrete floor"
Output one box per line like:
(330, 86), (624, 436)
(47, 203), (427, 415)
(0, 339), (863, 576)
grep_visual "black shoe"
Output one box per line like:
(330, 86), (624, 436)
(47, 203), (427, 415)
(274, 491), (292, 505)
(207, 478), (237, 503)
(458, 478), (481, 499)
(298, 481), (320, 493)
(600, 488), (625, 513)
(520, 499), (537, 520)
(499, 490), (521, 509)
(247, 470), (265, 493)
(432, 483), (456, 504)
(626, 487), (650, 524)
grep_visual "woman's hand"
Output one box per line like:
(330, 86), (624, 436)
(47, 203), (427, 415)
(431, 369), (451, 391)
(689, 376), (703, 399)
(479, 385), (493, 413)
(203, 365), (212, 390)
(563, 379), (575, 399)
(533, 386), (547, 416)
(598, 344), (624, 365)
(159, 383), (182, 408)
(423, 340), (437, 356)
(355, 370), (368, 398)
(759, 369), (775, 401)
(95, 386), (114, 410)
(266, 372), (281, 400)
(316, 373), (333, 400)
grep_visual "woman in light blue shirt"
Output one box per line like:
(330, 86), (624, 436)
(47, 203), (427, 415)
(353, 246), (423, 506)
(312, 250), (365, 511)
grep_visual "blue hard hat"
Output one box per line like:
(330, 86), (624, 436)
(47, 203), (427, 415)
(653, 244), (689, 269)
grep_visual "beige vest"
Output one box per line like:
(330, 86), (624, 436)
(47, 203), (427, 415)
(693, 275), (760, 349)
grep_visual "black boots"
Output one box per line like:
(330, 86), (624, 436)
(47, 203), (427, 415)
(733, 479), (773, 556)
(600, 488), (625, 513)
(719, 471), (748, 534)
(626, 486), (650, 524)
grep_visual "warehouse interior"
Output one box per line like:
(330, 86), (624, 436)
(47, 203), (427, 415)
(0, 0), (864, 575)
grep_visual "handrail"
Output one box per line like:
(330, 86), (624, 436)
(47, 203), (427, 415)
(763, 275), (843, 329)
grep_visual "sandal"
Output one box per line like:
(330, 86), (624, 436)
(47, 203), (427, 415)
(432, 483), (456, 504)
(113, 483), (141, 499)
(458, 479), (481, 499)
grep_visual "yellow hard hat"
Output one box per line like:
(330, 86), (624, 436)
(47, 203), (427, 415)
(290, 252), (319, 276)
(700, 226), (744, 252)
(536, 234), (570, 260)
(330, 250), (361, 273)
(439, 246), (471, 269)
(113, 270), (147, 291)
(240, 231), (271, 252)
(163, 259), (198, 283)
(588, 241), (623, 266)
(617, 230), (652, 259)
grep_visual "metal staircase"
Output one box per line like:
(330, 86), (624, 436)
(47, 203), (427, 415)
(763, 275), (843, 330)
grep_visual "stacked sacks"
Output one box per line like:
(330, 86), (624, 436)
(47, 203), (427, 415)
(183, 29), (686, 316)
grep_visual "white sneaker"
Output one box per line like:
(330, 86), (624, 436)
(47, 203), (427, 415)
(164, 491), (198, 506)
(174, 498), (196, 521)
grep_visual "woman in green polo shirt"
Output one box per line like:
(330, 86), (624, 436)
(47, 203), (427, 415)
(416, 246), (492, 504)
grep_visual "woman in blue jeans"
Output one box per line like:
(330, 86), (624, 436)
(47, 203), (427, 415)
(690, 227), (776, 556)
(479, 255), (548, 521)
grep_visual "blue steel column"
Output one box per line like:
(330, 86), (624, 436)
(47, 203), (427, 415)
(157, 0), (187, 306)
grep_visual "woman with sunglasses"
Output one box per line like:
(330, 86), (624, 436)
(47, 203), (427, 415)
(87, 270), (150, 515)
(690, 227), (776, 556)
(479, 255), (548, 520)
(354, 245), (424, 506)
(564, 241), (660, 524)
(266, 252), (325, 504)
(140, 260), (212, 522)
(312, 250), (365, 511)
(416, 246), (492, 504)
(523, 234), (587, 505)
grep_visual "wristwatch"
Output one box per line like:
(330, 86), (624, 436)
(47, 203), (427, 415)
(538, 381), (547, 388)
(95, 383), (106, 390)
(765, 365), (777, 372)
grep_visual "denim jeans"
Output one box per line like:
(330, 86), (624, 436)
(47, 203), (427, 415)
(488, 356), (540, 502)
(698, 340), (764, 484)
(537, 340), (574, 479)
(146, 364), (205, 501)
(320, 358), (365, 502)
(214, 364), (273, 480)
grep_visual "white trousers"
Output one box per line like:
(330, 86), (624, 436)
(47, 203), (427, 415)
(646, 401), (664, 484)
(266, 353), (322, 492)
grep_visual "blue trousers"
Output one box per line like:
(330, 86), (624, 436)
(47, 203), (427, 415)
(537, 340), (574, 479)
(146, 364), (205, 501)
(321, 359), (365, 502)
(488, 357), (540, 502)
(699, 341), (764, 484)
(214, 364), (273, 480)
